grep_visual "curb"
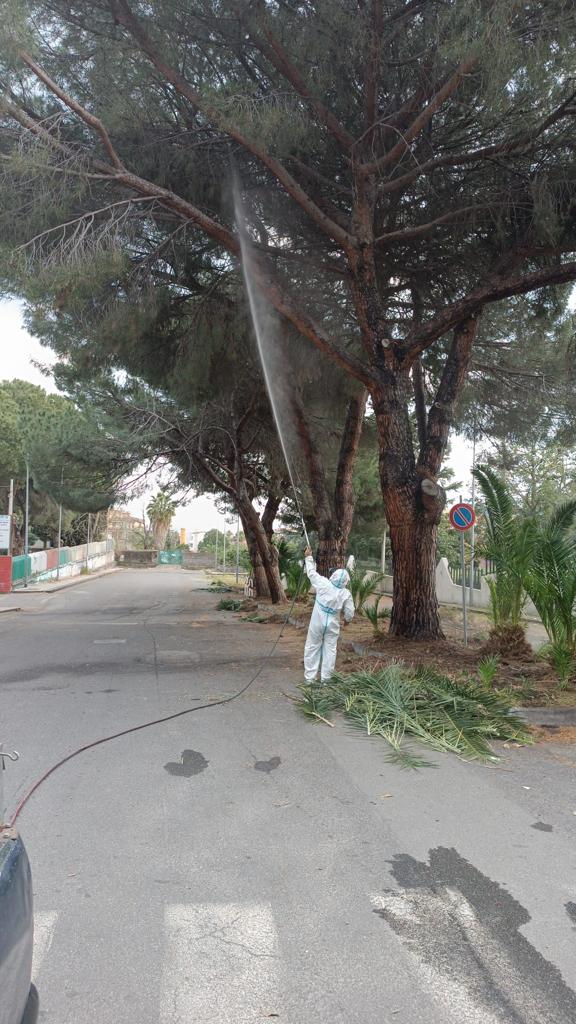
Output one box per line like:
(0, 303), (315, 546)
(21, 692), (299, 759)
(513, 707), (576, 727)
(11, 567), (119, 595)
(0, 606), (20, 614)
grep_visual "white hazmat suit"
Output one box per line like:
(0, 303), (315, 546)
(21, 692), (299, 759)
(304, 555), (354, 683)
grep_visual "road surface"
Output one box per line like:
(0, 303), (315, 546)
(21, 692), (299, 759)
(2, 569), (575, 1023)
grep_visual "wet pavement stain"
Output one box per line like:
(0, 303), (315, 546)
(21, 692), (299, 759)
(372, 846), (576, 1023)
(566, 902), (576, 926)
(254, 756), (281, 774)
(164, 749), (209, 777)
(531, 821), (554, 832)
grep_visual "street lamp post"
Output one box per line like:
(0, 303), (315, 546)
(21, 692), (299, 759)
(24, 462), (30, 587)
(56, 467), (63, 581)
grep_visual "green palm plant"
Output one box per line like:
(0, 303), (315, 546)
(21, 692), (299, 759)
(522, 500), (576, 681)
(348, 568), (385, 612)
(473, 466), (533, 651)
(363, 596), (390, 636)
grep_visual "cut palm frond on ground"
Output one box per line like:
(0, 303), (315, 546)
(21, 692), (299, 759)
(297, 662), (532, 769)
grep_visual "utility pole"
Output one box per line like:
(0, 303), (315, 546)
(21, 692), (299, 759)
(24, 462), (30, 587)
(86, 512), (91, 572)
(223, 529), (227, 572)
(214, 529), (219, 571)
(381, 523), (387, 575)
(56, 467), (63, 581)
(7, 479), (14, 556)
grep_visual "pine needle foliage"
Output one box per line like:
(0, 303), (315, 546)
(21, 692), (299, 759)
(297, 662), (532, 769)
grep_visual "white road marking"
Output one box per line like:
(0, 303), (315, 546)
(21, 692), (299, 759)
(93, 638), (127, 644)
(32, 911), (58, 982)
(161, 902), (279, 1023)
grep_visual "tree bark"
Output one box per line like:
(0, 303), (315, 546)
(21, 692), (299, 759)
(372, 364), (446, 639)
(316, 529), (347, 576)
(242, 517), (270, 598)
(239, 500), (287, 604)
(370, 316), (480, 639)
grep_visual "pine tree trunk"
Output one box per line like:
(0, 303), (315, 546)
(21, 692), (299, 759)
(387, 516), (444, 639)
(372, 375), (446, 640)
(316, 529), (346, 577)
(239, 503), (287, 604)
(241, 517), (270, 597)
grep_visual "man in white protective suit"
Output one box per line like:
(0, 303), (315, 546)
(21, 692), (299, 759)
(303, 545), (355, 684)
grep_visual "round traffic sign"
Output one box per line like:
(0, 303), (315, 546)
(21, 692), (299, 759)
(449, 502), (476, 531)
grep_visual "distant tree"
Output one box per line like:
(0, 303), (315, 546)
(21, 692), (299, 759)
(146, 490), (177, 550)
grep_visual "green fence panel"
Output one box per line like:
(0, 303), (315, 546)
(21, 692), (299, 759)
(11, 555), (32, 584)
(158, 550), (183, 565)
(59, 549), (70, 566)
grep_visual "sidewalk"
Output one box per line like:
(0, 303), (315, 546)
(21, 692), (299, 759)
(0, 566), (119, 610)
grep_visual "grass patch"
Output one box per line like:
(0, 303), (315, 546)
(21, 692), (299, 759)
(296, 662), (532, 769)
(217, 598), (243, 611)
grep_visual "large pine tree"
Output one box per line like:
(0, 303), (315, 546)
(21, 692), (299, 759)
(1, 1), (576, 635)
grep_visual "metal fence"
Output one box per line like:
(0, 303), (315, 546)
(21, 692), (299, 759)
(158, 550), (183, 565)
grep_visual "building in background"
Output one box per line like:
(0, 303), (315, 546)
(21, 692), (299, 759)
(107, 509), (146, 550)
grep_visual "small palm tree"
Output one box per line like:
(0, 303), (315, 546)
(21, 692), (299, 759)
(473, 466), (533, 653)
(523, 500), (576, 680)
(348, 568), (386, 612)
(146, 491), (178, 551)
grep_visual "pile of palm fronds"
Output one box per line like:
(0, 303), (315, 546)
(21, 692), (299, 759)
(217, 598), (243, 611)
(297, 662), (532, 768)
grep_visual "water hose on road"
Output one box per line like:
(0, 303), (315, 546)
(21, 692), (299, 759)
(8, 564), (307, 828)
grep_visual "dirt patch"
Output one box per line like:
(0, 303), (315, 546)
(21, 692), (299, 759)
(225, 594), (576, 707)
(336, 618), (572, 705)
(532, 724), (576, 745)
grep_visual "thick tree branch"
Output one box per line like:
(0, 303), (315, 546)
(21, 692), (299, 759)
(249, 19), (354, 150)
(404, 260), (576, 363)
(412, 357), (427, 451)
(378, 90), (576, 196)
(3, 90), (365, 383)
(375, 203), (499, 246)
(111, 0), (354, 247)
(20, 51), (125, 170)
(334, 390), (368, 540)
(420, 315), (480, 475)
(364, 0), (383, 139)
(362, 56), (478, 176)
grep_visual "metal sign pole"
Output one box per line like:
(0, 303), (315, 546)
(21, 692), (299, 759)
(460, 530), (468, 645)
(459, 494), (468, 644)
(214, 530), (219, 571)
(235, 515), (240, 583)
(223, 530), (227, 572)
(469, 424), (476, 607)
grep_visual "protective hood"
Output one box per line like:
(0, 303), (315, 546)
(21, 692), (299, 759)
(329, 568), (350, 589)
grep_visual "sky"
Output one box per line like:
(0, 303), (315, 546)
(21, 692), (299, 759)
(0, 298), (476, 536)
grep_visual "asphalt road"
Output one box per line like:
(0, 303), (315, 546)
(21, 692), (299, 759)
(1, 569), (575, 1024)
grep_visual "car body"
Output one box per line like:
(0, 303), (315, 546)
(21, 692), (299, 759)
(0, 833), (38, 1024)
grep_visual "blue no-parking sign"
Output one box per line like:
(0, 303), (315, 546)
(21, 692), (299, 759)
(449, 502), (476, 532)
